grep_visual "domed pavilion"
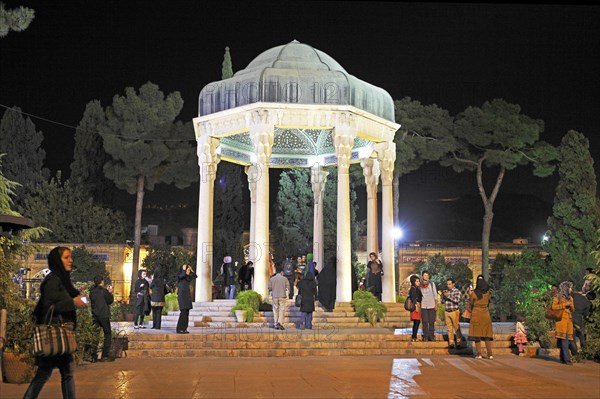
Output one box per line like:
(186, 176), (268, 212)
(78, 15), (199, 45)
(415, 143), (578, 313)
(193, 40), (400, 304)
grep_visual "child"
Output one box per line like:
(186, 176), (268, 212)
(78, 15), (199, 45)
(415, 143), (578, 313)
(514, 315), (528, 356)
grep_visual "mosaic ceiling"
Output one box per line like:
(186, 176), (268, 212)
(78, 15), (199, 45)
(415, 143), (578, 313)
(219, 127), (372, 167)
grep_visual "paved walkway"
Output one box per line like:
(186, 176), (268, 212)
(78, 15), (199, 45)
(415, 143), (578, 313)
(2, 355), (598, 398)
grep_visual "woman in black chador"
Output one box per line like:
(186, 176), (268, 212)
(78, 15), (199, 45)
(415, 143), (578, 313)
(150, 268), (168, 329)
(133, 269), (150, 329)
(317, 256), (336, 312)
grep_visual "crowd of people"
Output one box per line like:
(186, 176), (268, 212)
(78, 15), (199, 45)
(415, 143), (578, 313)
(405, 269), (597, 363)
(22, 245), (596, 399)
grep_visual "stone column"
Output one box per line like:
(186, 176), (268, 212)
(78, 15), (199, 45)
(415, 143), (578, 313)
(250, 119), (274, 300)
(245, 165), (258, 274)
(195, 135), (219, 302)
(333, 123), (355, 302)
(361, 157), (380, 260)
(311, 164), (329, 272)
(376, 141), (396, 302)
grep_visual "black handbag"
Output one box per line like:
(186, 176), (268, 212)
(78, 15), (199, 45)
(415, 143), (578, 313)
(404, 296), (416, 312)
(295, 294), (302, 307)
(33, 305), (78, 357)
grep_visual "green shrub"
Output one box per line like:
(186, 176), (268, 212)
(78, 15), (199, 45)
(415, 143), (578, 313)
(232, 290), (262, 322)
(520, 288), (553, 348)
(352, 290), (387, 326)
(75, 308), (102, 362)
(396, 294), (406, 304)
(164, 293), (179, 314)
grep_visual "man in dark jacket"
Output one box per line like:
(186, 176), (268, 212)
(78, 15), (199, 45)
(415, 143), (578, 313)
(89, 275), (115, 362)
(572, 290), (592, 349)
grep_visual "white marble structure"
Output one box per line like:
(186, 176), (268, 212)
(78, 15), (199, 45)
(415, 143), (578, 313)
(193, 41), (400, 303)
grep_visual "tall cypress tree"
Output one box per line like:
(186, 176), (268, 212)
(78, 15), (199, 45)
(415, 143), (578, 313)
(213, 46), (246, 273)
(70, 100), (116, 203)
(275, 167), (361, 265)
(0, 106), (48, 205)
(545, 130), (600, 284)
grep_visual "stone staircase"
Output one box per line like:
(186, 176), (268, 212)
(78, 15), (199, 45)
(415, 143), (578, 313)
(158, 300), (413, 329)
(126, 300), (516, 358)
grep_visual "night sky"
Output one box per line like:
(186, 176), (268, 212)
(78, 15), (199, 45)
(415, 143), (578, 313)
(1, 1), (598, 243)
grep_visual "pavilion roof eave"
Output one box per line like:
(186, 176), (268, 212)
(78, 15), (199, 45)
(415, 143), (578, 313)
(193, 102), (399, 143)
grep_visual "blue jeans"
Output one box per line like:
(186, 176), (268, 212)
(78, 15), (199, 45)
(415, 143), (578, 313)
(24, 354), (75, 399)
(559, 338), (572, 363)
(228, 285), (236, 299)
(300, 311), (313, 329)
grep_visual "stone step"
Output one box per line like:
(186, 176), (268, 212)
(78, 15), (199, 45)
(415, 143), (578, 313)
(129, 339), (513, 351)
(124, 347), (516, 358)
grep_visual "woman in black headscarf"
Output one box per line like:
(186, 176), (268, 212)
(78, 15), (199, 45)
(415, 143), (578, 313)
(150, 267), (168, 330)
(317, 255), (337, 312)
(297, 271), (318, 329)
(24, 246), (89, 399)
(467, 276), (494, 359)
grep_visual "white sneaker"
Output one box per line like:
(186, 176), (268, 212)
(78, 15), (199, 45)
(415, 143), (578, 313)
(488, 356), (494, 360)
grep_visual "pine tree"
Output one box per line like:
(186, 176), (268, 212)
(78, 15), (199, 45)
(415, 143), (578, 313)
(70, 100), (116, 204)
(0, 3), (35, 37)
(0, 106), (48, 205)
(98, 82), (197, 296)
(441, 99), (556, 280)
(545, 130), (600, 284)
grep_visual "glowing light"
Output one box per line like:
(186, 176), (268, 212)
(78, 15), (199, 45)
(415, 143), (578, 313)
(394, 227), (404, 240)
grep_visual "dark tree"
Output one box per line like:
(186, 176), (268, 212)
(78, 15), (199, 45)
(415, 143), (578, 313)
(98, 82), (197, 298)
(0, 106), (48, 205)
(70, 100), (117, 204)
(0, 3), (35, 37)
(213, 162), (246, 275)
(71, 246), (110, 284)
(441, 99), (556, 280)
(20, 173), (128, 243)
(142, 245), (195, 290)
(545, 130), (600, 284)
(212, 46), (246, 274)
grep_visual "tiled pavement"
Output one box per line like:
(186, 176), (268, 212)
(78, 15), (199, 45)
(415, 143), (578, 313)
(2, 354), (598, 398)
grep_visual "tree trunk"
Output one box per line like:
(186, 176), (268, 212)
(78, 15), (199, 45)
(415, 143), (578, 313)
(481, 209), (493, 281)
(476, 161), (505, 282)
(130, 175), (145, 301)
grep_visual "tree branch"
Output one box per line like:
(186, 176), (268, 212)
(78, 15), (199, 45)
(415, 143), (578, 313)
(452, 152), (478, 166)
(489, 166), (506, 206)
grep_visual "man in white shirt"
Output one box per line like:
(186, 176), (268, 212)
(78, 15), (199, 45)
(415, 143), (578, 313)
(419, 270), (438, 342)
(268, 264), (290, 330)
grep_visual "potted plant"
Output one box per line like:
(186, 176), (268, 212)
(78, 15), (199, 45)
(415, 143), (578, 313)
(2, 304), (37, 384)
(231, 290), (262, 323)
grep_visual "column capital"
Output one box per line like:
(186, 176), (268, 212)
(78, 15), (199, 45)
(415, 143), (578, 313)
(333, 128), (356, 170)
(375, 141), (396, 186)
(197, 135), (220, 182)
(245, 164), (259, 203)
(360, 157), (380, 198)
(251, 127), (274, 166)
(311, 164), (329, 204)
